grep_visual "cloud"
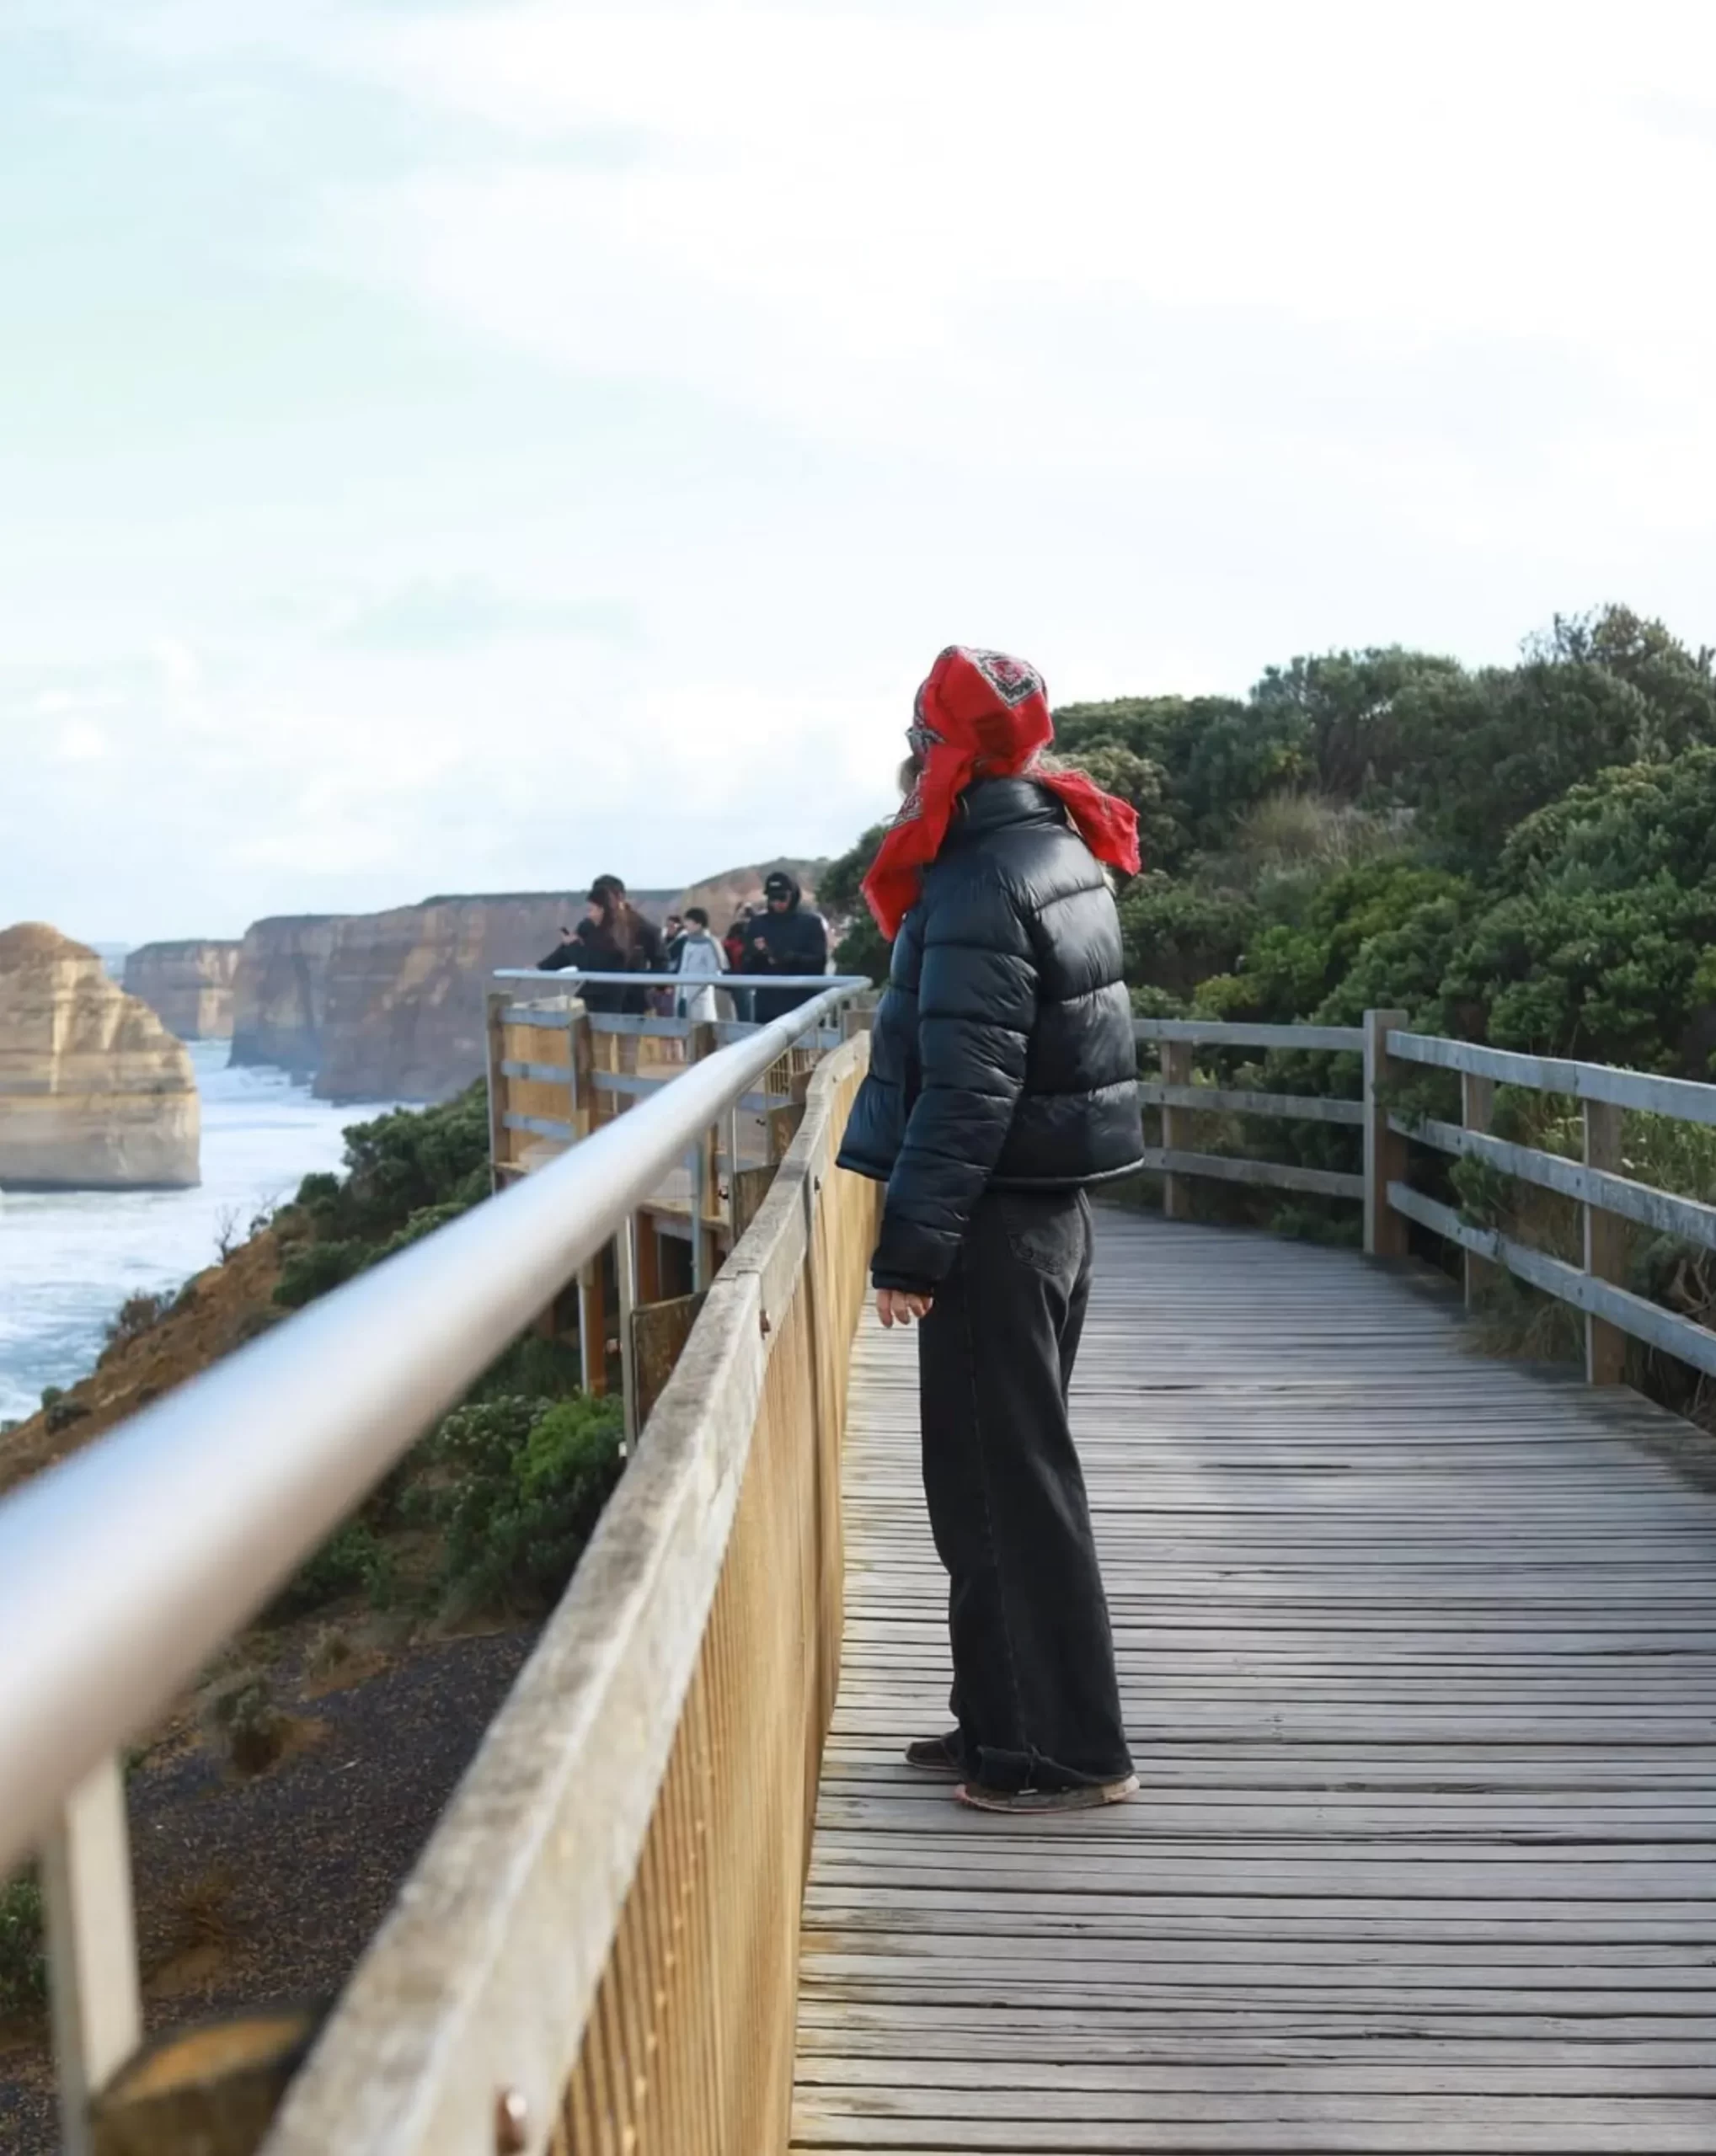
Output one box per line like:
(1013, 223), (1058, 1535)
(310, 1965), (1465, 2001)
(13, 1), (1716, 943)
(54, 720), (109, 763)
(330, 575), (639, 652)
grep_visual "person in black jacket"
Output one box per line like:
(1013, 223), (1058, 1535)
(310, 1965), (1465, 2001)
(837, 646), (1146, 1815)
(537, 874), (664, 1014)
(738, 870), (828, 1023)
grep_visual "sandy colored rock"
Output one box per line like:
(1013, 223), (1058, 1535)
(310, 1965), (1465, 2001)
(0, 922), (200, 1188)
(123, 940), (243, 1040)
(229, 916), (345, 1078)
(313, 893), (607, 1103)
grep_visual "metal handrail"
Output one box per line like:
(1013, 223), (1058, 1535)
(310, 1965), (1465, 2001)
(0, 983), (863, 1882)
(494, 969), (856, 989)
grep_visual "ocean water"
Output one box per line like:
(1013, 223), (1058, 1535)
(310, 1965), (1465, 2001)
(0, 1044), (398, 1424)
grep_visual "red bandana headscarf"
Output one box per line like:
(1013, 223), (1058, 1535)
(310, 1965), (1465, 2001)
(862, 647), (1142, 939)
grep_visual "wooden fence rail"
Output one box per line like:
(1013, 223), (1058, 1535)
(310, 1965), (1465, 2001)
(261, 1043), (879, 2156)
(1133, 1011), (1716, 1396)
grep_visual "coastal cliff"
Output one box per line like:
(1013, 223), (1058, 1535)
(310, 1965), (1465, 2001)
(229, 915), (345, 1079)
(314, 894), (596, 1102)
(122, 939), (242, 1039)
(0, 922), (200, 1188)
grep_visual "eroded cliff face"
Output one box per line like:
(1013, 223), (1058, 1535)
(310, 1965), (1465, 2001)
(0, 923), (200, 1188)
(122, 939), (242, 1039)
(229, 916), (345, 1078)
(314, 894), (591, 1102)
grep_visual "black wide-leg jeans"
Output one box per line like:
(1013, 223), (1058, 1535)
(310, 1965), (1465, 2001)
(916, 1186), (1132, 1792)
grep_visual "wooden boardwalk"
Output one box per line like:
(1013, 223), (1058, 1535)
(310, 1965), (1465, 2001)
(793, 1210), (1716, 2153)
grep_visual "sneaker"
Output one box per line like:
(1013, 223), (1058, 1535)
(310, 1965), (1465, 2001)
(955, 1774), (1139, 1815)
(903, 1732), (965, 1778)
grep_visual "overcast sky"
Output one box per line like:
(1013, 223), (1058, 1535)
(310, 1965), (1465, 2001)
(6, 2), (1716, 943)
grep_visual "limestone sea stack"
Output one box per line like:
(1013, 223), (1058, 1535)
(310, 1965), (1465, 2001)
(122, 939), (242, 1040)
(229, 915), (345, 1079)
(0, 923), (200, 1188)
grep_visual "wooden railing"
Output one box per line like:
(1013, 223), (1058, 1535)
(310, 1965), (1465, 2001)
(262, 1041), (879, 2156)
(1134, 1010), (1716, 1391)
(0, 988), (868, 2156)
(487, 981), (868, 1442)
(1379, 1027), (1716, 1387)
(1134, 1017), (1367, 1217)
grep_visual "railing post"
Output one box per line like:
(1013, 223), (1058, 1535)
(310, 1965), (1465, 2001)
(1160, 1039), (1194, 1222)
(42, 1755), (141, 2156)
(687, 1022), (721, 1289)
(1363, 1009), (1410, 1258)
(1583, 1100), (1627, 1385)
(484, 989), (509, 1193)
(1462, 1070), (1497, 1309)
(616, 1215), (639, 1448)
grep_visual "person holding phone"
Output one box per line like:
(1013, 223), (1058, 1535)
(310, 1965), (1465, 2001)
(537, 874), (664, 1013)
(738, 871), (828, 1022)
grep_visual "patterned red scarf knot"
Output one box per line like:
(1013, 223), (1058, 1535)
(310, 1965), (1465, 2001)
(862, 646), (1141, 939)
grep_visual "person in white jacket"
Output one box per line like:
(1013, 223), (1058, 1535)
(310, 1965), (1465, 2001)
(673, 906), (729, 1022)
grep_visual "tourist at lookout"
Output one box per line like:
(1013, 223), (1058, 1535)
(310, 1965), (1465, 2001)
(672, 905), (729, 1022)
(837, 645), (1145, 1815)
(537, 873), (665, 1015)
(739, 871), (828, 1022)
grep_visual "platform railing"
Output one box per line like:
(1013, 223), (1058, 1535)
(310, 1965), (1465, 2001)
(1135, 1010), (1716, 1391)
(261, 1036), (879, 2156)
(0, 983), (867, 2156)
(486, 973), (870, 1442)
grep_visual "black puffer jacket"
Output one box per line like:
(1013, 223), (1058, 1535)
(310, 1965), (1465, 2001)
(739, 877), (829, 1022)
(838, 777), (1143, 1290)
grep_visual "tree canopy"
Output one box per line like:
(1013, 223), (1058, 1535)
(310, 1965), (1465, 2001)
(824, 606), (1716, 1076)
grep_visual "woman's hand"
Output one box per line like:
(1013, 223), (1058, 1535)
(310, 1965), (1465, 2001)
(876, 1288), (933, 1328)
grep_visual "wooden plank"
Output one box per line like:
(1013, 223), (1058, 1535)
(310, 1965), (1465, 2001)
(1398, 1116), (1716, 1257)
(1364, 1007), (1410, 1257)
(1134, 1019), (1366, 1054)
(1387, 1183), (1716, 1382)
(500, 1109), (575, 1140)
(1139, 1147), (1366, 1202)
(1387, 1031), (1716, 1128)
(1159, 1040), (1194, 1222)
(795, 1208), (1716, 2155)
(1141, 1081), (1366, 1127)
(501, 1003), (580, 1028)
(633, 1291), (708, 1428)
(500, 1057), (578, 1086)
(1461, 1072), (1497, 1309)
(1585, 1100), (1628, 1387)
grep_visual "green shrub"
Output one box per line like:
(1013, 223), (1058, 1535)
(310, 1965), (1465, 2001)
(272, 1237), (370, 1310)
(273, 1086), (494, 1312)
(431, 1391), (624, 1617)
(267, 1520), (394, 1623)
(0, 1871), (45, 2018)
(104, 1289), (174, 1353)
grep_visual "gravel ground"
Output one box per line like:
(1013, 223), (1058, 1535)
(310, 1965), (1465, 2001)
(0, 1622), (538, 2153)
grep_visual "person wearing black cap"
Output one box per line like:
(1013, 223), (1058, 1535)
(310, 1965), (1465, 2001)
(739, 871), (827, 1022)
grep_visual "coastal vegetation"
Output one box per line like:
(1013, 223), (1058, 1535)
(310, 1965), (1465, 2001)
(823, 606), (1716, 1399)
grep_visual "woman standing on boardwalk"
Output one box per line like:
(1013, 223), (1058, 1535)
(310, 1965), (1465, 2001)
(837, 646), (1145, 1815)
